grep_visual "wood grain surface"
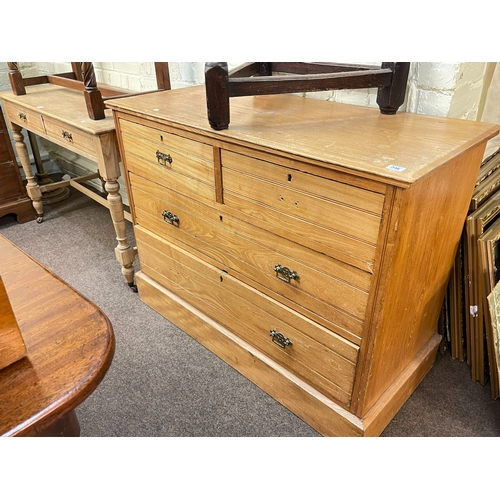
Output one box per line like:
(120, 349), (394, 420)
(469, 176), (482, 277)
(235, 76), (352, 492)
(0, 234), (114, 436)
(106, 85), (499, 187)
(0, 85), (115, 135)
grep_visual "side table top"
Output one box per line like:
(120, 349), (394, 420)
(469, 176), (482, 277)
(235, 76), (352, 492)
(0, 84), (116, 135)
(0, 234), (115, 436)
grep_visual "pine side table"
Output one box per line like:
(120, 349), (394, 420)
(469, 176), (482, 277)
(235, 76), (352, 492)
(0, 85), (136, 289)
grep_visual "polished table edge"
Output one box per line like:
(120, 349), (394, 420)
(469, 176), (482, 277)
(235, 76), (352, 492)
(0, 234), (115, 436)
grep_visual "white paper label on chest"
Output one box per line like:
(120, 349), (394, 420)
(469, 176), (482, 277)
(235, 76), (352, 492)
(386, 165), (407, 172)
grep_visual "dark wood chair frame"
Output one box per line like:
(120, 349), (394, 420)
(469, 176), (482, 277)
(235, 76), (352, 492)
(204, 62), (411, 130)
(7, 62), (171, 120)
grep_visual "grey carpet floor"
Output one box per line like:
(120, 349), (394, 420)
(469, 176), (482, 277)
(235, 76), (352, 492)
(1, 186), (499, 437)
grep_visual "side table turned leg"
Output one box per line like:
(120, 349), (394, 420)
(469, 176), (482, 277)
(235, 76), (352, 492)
(11, 123), (44, 222)
(97, 132), (137, 292)
(105, 178), (137, 291)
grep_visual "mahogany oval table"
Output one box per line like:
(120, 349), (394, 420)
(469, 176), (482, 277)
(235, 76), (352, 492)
(0, 234), (115, 436)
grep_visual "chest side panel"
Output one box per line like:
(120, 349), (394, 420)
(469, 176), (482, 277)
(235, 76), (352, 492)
(355, 143), (487, 416)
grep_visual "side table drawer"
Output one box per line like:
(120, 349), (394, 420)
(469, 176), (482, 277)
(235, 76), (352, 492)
(3, 102), (45, 135)
(43, 117), (96, 157)
(135, 225), (359, 408)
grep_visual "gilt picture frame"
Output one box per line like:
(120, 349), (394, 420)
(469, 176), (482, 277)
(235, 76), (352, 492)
(466, 190), (500, 386)
(487, 281), (500, 392)
(477, 215), (500, 398)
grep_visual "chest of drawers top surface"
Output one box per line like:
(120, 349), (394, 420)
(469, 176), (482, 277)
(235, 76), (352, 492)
(106, 85), (499, 186)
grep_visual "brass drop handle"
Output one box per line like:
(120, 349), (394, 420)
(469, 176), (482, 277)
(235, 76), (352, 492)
(270, 329), (292, 349)
(162, 209), (179, 225)
(156, 150), (172, 167)
(18, 112), (27, 122)
(62, 130), (73, 142)
(274, 264), (299, 283)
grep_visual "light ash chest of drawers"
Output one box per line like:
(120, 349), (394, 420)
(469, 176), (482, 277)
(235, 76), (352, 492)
(108, 86), (499, 436)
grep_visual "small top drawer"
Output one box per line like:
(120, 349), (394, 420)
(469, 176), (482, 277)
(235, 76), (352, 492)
(119, 119), (214, 183)
(221, 150), (385, 271)
(222, 150), (385, 216)
(3, 102), (45, 135)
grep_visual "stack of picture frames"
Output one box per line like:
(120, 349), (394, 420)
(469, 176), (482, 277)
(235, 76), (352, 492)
(442, 149), (500, 399)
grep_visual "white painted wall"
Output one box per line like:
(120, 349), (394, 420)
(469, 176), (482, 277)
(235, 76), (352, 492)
(3, 62), (489, 117)
(1, 62), (498, 206)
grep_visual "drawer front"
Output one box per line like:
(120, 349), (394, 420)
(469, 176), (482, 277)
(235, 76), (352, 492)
(135, 225), (359, 408)
(222, 150), (385, 215)
(221, 150), (383, 270)
(125, 152), (216, 206)
(43, 117), (96, 157)
(119, 118), (215, 187)
(130, 172), (368, 342)
(3, 102), (45, 135)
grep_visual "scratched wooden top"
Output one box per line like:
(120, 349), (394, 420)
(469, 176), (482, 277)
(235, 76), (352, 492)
(106, 85), (499, 187)
(0, 84), (116, 135)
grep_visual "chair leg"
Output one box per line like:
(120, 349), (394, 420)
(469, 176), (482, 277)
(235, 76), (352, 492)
(82, 62), (106, 120)
(377, 62), (411, 115)
(205, 62), (230, 130)
(7, 63), (26, 95)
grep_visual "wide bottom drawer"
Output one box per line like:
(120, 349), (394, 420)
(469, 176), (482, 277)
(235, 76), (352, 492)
(134, 225), (359, 408)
